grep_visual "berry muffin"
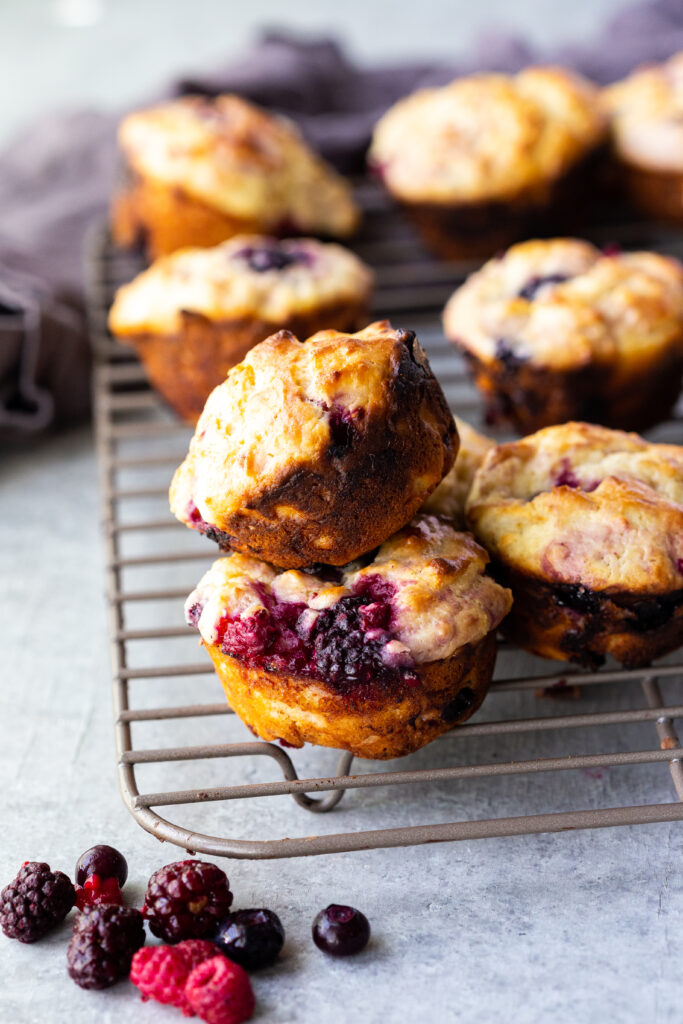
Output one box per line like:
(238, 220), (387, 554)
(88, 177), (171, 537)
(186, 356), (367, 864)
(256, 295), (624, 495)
(112, 95), (360, 259)
(466, 422), (683, 669)
(185, 515), (512, 759)
(108, 236), (374, 422)
(170, 321), (457, 569)
(368, 68), (606, 259)
(420, 418), (494, 528)
(444, 238), (683, 433)
(603, 52), (683, 224)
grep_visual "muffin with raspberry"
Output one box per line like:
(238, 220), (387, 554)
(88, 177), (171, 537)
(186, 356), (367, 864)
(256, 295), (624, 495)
(603, 52), (683, 225)
(369, 68), (606, 259)
(444, 238), (683, 433)
(170, 321), (457, 569)
(466, 422), (683, 669)
(108, 236), (374, 422)
(112, 95), (360, 259)
(420, 417), (494, 528)
(185, 515), (512, 759)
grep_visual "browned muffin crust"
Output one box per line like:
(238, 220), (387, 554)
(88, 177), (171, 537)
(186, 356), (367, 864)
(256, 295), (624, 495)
(207, 630), (497, 760)
(170, 322), (457, 569)
(118, 299), (368, 424)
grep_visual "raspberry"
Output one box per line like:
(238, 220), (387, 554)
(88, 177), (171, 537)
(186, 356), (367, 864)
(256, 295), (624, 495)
(142, 860), (233, 943)
(74, 874), (124, 910)
(67, 904), (145, 990)
(130, 939), (219, 1014)
(185, 956), (255, 1024)
(0, 861), (75, 943)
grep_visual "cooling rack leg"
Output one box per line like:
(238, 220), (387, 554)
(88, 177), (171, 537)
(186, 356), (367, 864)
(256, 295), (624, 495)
(641, 675), (683, 801)
(292, 751), (355, 814)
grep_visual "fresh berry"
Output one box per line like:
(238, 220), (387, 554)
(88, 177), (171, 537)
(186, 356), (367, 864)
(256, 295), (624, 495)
(0, 862), (75, 943)
(74, 874), (124, 910)
(130, 939), (219, 1013)
(75, 845), (128, 887)
(143, 860), (233, 943)
(312, 905), (370, 957)
(185, 955), (255, 1024)
(214, 909), (284, 970)
(66, 904), (144, 990)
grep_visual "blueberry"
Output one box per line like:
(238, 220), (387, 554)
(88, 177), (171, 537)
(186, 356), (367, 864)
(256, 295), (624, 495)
(517, 273), (569, 301)
(233, 244), (310, 273)
(214, 909), (285, 970)
(312, 905), (370, 957)
(75, 846), (128, 888)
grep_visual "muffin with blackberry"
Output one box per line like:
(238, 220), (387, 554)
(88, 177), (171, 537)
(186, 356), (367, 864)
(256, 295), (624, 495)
(603, 52), (683, 224)
(444, 238), (683, 433)
(420, 418), (494, 527)
(369, 68), (606, 259)
(108, 236), (374, 422)
(112, 95), (360, 259)
(170, 321), (457, 569)
(466, 422), (683, 669)
(185, 515), (512, 759)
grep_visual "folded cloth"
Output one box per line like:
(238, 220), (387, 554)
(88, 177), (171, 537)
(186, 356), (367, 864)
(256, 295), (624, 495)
(2, 0), (683, 436)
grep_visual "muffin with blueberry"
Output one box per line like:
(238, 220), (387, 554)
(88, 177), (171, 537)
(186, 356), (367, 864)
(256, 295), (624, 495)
(369, 68), (606, 259)
(108, 236), (374, 422)
(170, 321), (457, 569)
(466, 422), (683, 669)
(185, 515), (512, 759)
(112, 95), (360, 259)
(603, 52), (683, 224)
(444, 238), (683, 433)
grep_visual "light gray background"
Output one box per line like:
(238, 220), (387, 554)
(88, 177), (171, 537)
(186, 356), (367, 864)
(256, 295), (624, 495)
(1, 2), (682, 1023)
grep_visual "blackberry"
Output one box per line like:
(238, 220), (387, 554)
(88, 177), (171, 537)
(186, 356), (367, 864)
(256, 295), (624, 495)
(143, 860), (233, 943)
(214, 908), (285, 970)
(0, 862), (75, 943)
(67, 905), (145, 990)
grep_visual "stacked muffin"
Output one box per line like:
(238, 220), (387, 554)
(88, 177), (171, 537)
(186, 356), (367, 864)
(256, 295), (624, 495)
(170, 322), (512, 760)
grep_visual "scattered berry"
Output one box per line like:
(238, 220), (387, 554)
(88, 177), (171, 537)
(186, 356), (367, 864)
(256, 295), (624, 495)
(185, 955), (255, 1024)
(214, 908), (284, 970)
(143, 860), (233, 943)
(75, 845), (128, 887)
(0, 862), (75, 943)
(130, 939), (219, 1013)
(66, 904), (145, 990)
(74, 874), (124, 910)
(312, 904), (370, 957)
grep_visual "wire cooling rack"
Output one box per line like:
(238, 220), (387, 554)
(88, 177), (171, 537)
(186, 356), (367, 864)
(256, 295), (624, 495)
(86, 184), (683, 859)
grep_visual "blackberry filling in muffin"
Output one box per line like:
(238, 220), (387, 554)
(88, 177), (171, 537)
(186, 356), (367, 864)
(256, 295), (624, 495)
(170, 321), (457, 569)
(108, 235), (373, 423)
(444, 238), (683, 432)
(185, 516), (512, 759)
(466, 422), (683, 669)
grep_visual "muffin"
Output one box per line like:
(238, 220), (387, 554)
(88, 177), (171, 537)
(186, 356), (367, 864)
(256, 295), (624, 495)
(420, 418), (494, 527)
(112, 95), (360, 259)
(603, 52), (683, 224)
(369, 68), (606, 259)
(108, 236), (374, 422)
(185, 515), (512, 759)
(444, 238), (683, 433)
(170, 321), (457, 569)
(466, 422), (683, 669)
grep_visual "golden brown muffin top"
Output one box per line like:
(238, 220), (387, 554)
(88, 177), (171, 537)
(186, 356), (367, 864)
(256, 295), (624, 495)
(369, 68), (606, 204)
(603, 52), (683, 172)
(420, 418), (494, 527)
(108, 236), (373, 336)
(170, 320), (455, 534)
(467, 422), (683, 595)
(443, 238), (683, 372)
(186, 515), (512, 665)
(118, 95), (359, 237)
